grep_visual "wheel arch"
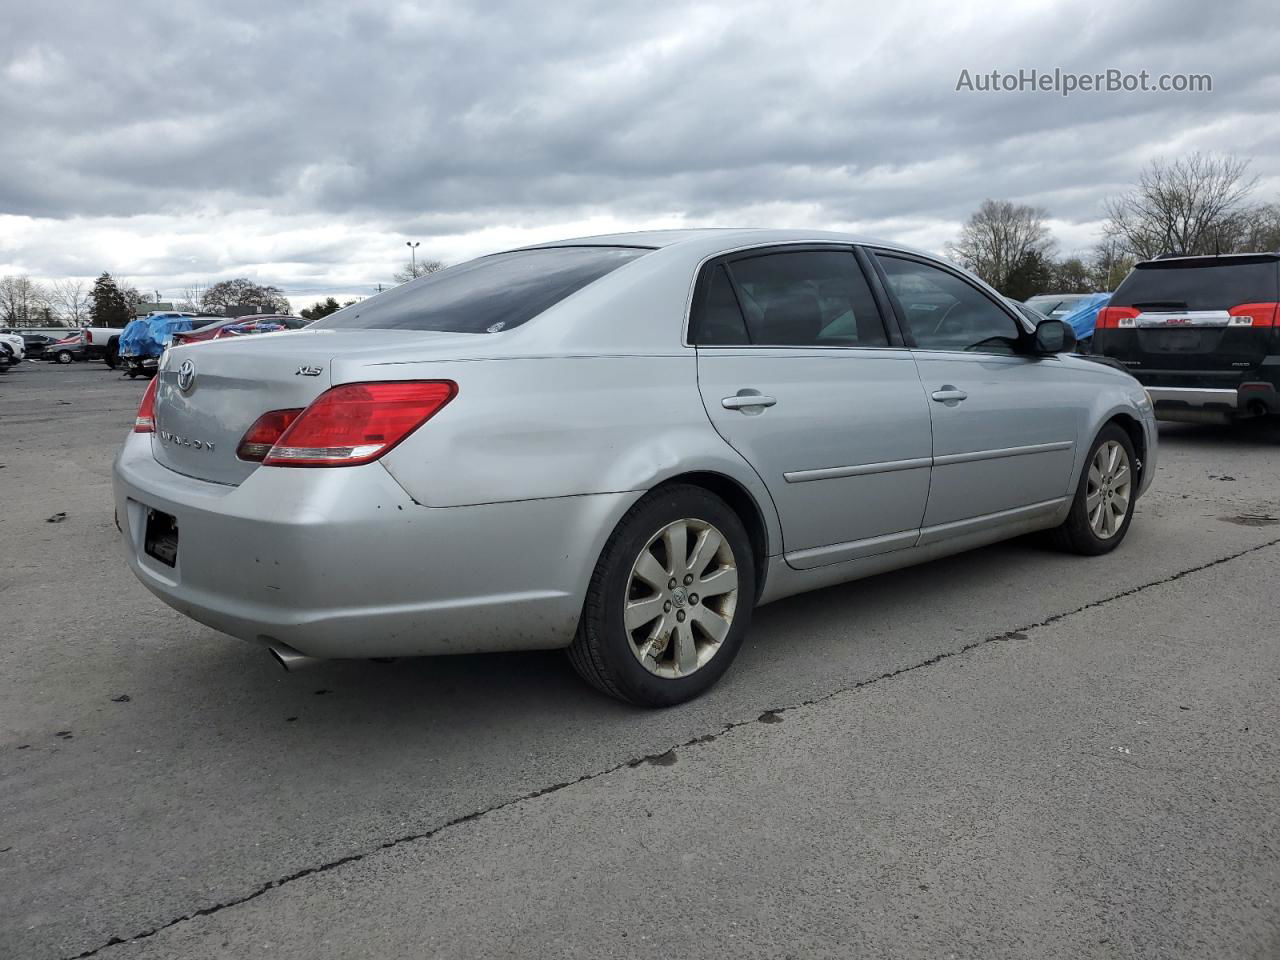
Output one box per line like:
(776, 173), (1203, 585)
(1101, 412), (1147, 491)
(648, 470), (772, 602)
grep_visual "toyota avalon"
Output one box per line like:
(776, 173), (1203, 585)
(114, 229), (1157, 705)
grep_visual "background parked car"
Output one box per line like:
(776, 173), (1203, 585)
(171, 314), (306, 345)
(1094, 251), (1280, 423)
(118, 313), (199, 377)
(0, 331), (24, 370)
(1056, 292), (1112, 351)
(215, 315), (309, 338)
(16, 332), (60, 359)
(1024, 293), (1093, 319)
(46, 331), (88, 364)
(82, 327), (128, 367)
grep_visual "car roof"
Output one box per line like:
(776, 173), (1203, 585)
(1138, 252), (1280, 267)
(516, 227), (935, 260)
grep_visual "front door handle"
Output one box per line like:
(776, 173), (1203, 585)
(930, 386), (968, 405)
(722, 392), (777, 411)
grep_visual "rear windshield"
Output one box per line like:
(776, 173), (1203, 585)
(313, 246), (649, 333)
(1112, 257), (1279, 311)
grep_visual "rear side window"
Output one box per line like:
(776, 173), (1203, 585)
(690, 264), (750, 345)
(691, 249), (888, 347)
(1112, 257), (1279, 310)
(313, 246), (648, 333)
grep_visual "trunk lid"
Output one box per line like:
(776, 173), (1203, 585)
(150, 329), (480, 485)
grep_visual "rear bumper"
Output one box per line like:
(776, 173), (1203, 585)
(1144, 382), (1279, 421)
(112, 433), (638, 659)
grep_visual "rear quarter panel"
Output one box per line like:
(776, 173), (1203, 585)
(372, 355), (784, 553)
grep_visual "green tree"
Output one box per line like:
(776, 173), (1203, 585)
(300, 297), (344, 321)
(1002, 250), (1055, 301)
(1050, 257), (1092, 294)
(89, 272), (131, 328)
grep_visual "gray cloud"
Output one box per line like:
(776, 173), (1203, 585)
(2, 0), (1278, 300)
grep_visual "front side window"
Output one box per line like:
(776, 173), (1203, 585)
(313, 246), (648, 334)
(877, 255), (1022, 353)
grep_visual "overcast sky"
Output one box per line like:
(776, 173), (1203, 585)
(3, 0), (1279, 310)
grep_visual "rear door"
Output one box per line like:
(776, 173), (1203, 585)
(869, 251), (1081, 532)
(1095, 255), (1280, 386)
(692, 246), (934, 569)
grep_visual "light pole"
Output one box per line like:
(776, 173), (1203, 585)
(406, 241), (420, 277)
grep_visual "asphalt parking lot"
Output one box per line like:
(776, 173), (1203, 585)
(2, 361), (1278, 959)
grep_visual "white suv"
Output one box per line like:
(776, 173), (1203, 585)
(0, 331), (25, 370)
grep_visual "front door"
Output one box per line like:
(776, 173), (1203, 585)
(870, 251), (1081, 532)
(691, 246), (935, 569)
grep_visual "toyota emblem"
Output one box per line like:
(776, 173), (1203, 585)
(176, 359), (196, 393)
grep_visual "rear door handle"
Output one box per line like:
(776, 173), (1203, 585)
(930, 386), (968, 405)
(722, 392), (777, 411)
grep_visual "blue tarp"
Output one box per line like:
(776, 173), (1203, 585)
(118, 313), (198, 357)
(1059, 293), (1111, 342)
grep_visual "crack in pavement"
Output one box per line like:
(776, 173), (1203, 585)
(64, 533), (1280, 959)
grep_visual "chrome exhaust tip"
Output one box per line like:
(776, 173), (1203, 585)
(266, 642), (324, 671)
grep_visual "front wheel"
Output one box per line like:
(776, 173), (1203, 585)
(569, 484), (756, 706)
(1051, 424), (1137, 555)
(55, 350), (73, 364)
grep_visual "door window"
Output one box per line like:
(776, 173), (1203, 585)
(877, 255), (1022, 354)
(690, 250), (888, 347)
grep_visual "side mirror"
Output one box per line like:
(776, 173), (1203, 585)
(1032, 318), (1076, 354)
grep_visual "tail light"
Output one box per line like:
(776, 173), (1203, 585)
(133, 376), (159, 433)
(1095, 306), (1140, 330)
(1228, 302), (1279, 327)
(262, 381), (457, 467)
(236, 409), (303, 461)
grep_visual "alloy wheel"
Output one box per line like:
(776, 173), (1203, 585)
(624, 518), (739, 678)
(1086, 440), (1132, 539)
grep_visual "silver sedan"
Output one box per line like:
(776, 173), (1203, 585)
(114, 229), (1157, 705)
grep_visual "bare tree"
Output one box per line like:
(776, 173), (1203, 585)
(1239, 201), (1280, 253)
(948, 200), (1055, 292)
(176, 284), (206, 313)
(0, 275), (51, 324)
(392, 259), (444, 284)
(1088, 240), (1135, 291)
(1103, 153), (1257, 259)
(50, 279), (91, 325)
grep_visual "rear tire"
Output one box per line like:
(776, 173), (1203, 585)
(1051, 424), (1137, 555)
(568, 484), (756, 707)
(56, 350), (72, 364)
